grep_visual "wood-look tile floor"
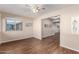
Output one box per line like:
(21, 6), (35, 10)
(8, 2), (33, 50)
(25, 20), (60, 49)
(0, 33), (79, 54)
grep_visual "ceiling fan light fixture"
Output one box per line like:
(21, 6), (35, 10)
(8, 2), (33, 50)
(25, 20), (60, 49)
(28, 4), (45, 13)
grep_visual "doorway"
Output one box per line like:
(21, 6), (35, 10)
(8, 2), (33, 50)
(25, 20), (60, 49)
(42, 15), (60, 38)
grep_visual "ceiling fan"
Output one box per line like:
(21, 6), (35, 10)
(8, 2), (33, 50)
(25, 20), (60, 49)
(25, 4), (45, 13)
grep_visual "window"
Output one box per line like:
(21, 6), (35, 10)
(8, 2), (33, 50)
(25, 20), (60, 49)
(6, 17), (22, 31)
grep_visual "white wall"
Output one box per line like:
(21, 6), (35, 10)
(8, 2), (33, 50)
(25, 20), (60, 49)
(33, 18), (42, 39)
(59, 6), (79, 52)
(1, 16), (33, 43)
(42, 19), (59, 38)
(35, 5), (79, 52)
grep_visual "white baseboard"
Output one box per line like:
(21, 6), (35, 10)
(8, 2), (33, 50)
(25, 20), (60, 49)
(42, 33), (55, 38)
(1, 35), (33, 44)
(33, 36), (42, 40)
(60, 44), (79, 52)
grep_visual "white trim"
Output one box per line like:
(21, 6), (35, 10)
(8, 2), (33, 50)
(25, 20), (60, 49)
(1, 35), (33, 43)
(60, 44), (79, 52)
(42, 33), (55, 38)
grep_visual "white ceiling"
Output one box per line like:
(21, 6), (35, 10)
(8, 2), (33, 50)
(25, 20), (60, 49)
(0, 4), (70, 18)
